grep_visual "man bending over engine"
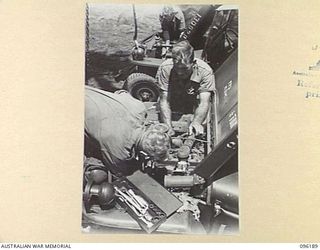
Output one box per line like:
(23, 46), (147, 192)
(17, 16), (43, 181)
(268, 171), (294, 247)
(156, 40), (215, 136)
(84, 86), (170, 176)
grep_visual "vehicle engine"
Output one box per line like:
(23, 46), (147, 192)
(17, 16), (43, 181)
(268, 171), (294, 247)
(82, 102), (238, 234)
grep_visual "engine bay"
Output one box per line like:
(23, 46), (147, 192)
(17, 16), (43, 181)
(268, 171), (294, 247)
(82, 102), (238, 234)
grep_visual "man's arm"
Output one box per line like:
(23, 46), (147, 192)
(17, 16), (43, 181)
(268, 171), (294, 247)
(175, 7), (186, 31)
(156, 61), (174, 134)
(189, 91), (211, 135)
(159, 90), (174, 135)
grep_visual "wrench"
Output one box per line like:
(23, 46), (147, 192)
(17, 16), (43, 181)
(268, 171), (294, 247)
(127, 189), (149, 211)
(117, 192), (153, 228)
(115, 187), (145, 215)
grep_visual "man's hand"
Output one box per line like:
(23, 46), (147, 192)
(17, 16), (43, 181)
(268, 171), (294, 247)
(189, 122), (204, 136)
(168, 127), (175, 136)
(190, 92), (211, 136)
(161, 47), (168, 58)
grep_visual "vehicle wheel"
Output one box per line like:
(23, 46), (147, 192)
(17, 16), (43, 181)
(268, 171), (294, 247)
(125, 73), (159, 102)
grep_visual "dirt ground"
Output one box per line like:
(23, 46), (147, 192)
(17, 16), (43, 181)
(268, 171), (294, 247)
(85, 4), (165, 90)
(87, 4), (162, 54)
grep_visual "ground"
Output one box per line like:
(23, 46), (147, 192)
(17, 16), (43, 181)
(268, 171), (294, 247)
(88, 4), (162, 54)
(86, 4), (164, 90)
(85, 4), (200, 90)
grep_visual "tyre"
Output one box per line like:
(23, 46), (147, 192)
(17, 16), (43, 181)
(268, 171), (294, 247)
(125, 73), (159, 102)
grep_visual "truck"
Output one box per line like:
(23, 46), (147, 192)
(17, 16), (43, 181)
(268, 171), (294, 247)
(82, 4), (239, 234)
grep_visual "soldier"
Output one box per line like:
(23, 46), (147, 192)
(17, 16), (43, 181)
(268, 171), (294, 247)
(156, 40), (215, 136)
(84, 86), (170, 176)
(159, 5), (186, 57)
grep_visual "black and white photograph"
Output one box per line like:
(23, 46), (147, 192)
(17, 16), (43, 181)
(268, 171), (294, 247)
(82, 3), (238, 234)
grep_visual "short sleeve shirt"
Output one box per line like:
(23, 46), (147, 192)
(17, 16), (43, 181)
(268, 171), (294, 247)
(160, 6), (186, 41)
(155, 58), (215, 113)
(85, 87), (147, 171)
